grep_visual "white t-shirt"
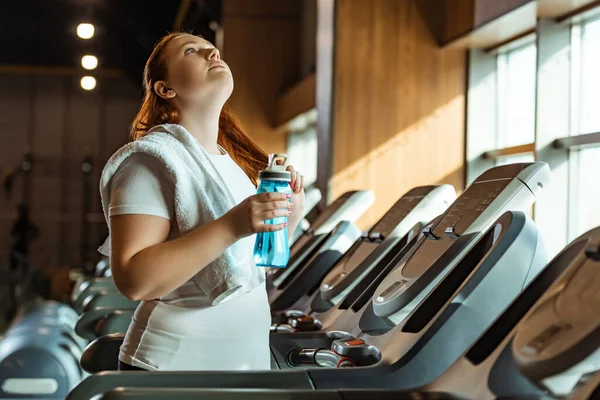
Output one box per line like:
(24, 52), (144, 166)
(108, 149), (271, 371)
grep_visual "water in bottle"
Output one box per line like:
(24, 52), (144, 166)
(253, 154), (292, 268)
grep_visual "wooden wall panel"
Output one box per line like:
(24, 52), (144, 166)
(331, 0), (466, 230)
(417, 0), (534, 46)
(221, 0), (301, 155)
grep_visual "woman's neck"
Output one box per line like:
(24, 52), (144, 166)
(178, 107), (222, 154)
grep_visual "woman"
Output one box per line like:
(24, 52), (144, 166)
(99, 32), (305, 371)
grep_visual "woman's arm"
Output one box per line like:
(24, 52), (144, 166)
(110, 192), (291, 301)
(110, 214), (237, 301)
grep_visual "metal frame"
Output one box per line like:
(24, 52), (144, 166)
(553, 132), (600, 150)
(482, 143), (535, 160)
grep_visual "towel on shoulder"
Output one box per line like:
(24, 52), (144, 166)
(98, 123), (264, 305)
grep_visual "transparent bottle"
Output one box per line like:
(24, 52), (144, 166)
(253, 154), (292, 268)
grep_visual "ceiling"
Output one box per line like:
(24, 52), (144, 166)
(0, 0), (222, 86)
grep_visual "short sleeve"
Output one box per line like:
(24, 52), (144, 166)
(109, 153), (174, 220)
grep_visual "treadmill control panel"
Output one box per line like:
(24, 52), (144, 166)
(368, 195), (424, 241)
(432, 180), (508, 239)
(372, 172), (526, 317)
(403, 179), (511, 279)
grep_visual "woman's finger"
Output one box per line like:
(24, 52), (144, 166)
(260, 222), (288, 232)
(257, 192), (289, 203)
(259, 200), (293, 211)
(259, 208), (292, 220)
(286, 165), (297, 189)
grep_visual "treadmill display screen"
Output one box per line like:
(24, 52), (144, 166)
(433, 179), (511, 237)
(369, 195), (424, 240)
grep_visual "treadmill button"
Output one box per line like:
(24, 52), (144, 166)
(445, 226), (460, 240)
(376, 280), (408, 302)
(344, 339), (365, 347)
(422, 226), (440, 240)
(369, 232), (383, 242)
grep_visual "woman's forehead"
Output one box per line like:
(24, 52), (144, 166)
(169, 34), (212, 48)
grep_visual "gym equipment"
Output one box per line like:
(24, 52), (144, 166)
(287, 190), (375, 260)
(0, 301), (85, 399)
(65, 162), (553, 400)
(76, 308), (134, 341)
(276, 211), (547, 379)
(269, 162), (548, 350)
(92, 388), (461, 399)
(512, 231), (600, 397)
(271, 184), (456, 332)
(568, 371), (600, 400)
(67, 209), (543, 399)
(267, 191), (375, 297)
(407, 226), (600, 399)
(268, 220), (363, 310)
(80, 292), (138, 313)
(72, 277), (117, 312)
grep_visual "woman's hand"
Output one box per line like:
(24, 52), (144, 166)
(224, 192), (293, 239)
(286, 164), (305, 226)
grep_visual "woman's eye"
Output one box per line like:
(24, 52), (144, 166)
(184, 48), (196, 55)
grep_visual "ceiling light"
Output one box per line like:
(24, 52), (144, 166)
(80, 76), (96, 91)
(81, 55), (98, 70)
(77, 23), (95, 39)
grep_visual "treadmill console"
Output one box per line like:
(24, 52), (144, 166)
(319, 185), (456, 304)
(368, 189), (433, 241)
(372, 162), (550, 318)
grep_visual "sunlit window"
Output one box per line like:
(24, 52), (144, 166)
(496, 43), (537, 148)
(579, 18), (600, 134)
(286, 109), (318, 188)
(568, 16), (600, 240)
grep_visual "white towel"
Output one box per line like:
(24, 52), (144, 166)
(98, 123), (264, 305)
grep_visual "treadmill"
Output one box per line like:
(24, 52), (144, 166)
(411, 226), (600, 399)
(268, 220), (363, 311)
(271, 184), (457, 331)
(267, 190), (375, 296)
(66, 163), (553, 400)
(269, 163), (550, 378)
(512, 232), (600, 398)
(268, 161), (548, 343)
(71, 226), (600, 400)
(66, 210), (545, 400)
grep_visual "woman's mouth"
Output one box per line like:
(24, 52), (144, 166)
(209, 62), (227, 71)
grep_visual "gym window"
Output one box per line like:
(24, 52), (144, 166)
(566, 15), (600, 241)
(467, 8), (600, 257)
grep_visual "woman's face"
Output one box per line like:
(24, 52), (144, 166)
(158, 35), (233, 108)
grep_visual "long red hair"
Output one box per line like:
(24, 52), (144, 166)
(131, 32), (268, 186)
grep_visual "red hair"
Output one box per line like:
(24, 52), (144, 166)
(131, 32), (267, 186)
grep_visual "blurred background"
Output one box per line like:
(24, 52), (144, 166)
(1, 0), (600, 329)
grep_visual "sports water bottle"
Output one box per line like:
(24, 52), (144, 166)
(253, 154), (292, 268)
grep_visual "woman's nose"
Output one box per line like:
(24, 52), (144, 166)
(207, 48), (220, 60)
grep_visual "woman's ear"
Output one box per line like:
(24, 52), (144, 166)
(154, 81), (176, 100)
